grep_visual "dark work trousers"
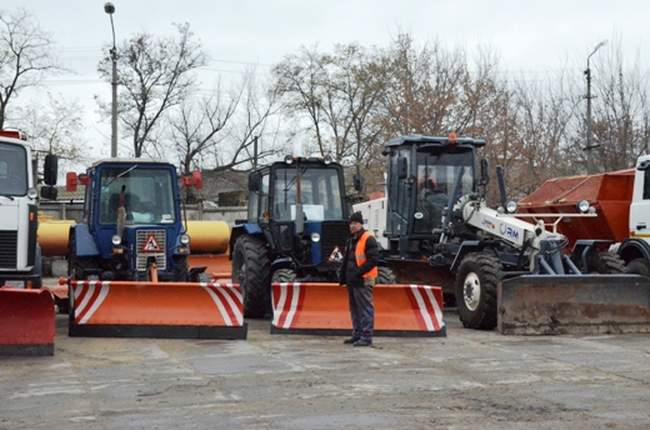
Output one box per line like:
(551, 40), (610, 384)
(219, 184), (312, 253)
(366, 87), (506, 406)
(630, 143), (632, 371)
(347, 280), (375, 341)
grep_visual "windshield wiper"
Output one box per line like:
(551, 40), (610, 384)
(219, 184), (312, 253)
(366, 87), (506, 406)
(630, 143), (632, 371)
(0, 194), (15, 201)
(105, 165), (139, 188)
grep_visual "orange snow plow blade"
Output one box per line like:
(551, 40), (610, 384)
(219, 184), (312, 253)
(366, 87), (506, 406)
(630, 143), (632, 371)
(63, 279), (247, 339)
(271, 283), (446, 337)
(0, 288), (55, 356)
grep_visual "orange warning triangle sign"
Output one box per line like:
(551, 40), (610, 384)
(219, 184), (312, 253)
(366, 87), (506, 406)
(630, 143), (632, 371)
(143, 234), (161, 252)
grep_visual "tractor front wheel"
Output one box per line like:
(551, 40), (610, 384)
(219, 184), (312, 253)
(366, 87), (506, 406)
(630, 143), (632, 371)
(232, 235), (271, 318)
(376, 266), (397, 284)
(272, 268), (297, 283)
(455, 252), (502, 330)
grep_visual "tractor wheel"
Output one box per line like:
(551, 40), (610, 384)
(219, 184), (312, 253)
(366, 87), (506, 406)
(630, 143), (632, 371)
(272, 268), (297, 283)
(232, 235), (271, 318)
(588, 251), (626, 274)
(625, 258), (650, 276)
(455, 252), (501, 330)
(376, 266), (397, 284)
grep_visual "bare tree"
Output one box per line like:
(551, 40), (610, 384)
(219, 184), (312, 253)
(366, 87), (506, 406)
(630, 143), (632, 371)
(273, 44), (386, 165)
(210, 74), (282, 172)
(14, 93), (83, 161)
(171, 73), (281, 175)
(0, 8), (59, 129)
(170, 83), (241, 175)
(97, 23), (206, 157)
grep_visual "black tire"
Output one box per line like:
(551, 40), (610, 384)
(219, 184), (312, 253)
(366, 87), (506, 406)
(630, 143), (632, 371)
(455, 252), (501, 330)
(588, 251), (626, 274)
(272, 268), (297, 283)
(232, 235), (271, 318)
(625, 258), (650, 276)
(376, 266), (397, 284)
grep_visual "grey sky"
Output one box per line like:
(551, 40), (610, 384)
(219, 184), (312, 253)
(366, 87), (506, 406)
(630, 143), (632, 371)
(5, 0), (649, 161)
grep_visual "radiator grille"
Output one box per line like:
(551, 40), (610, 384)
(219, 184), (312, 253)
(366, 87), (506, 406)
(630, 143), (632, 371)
(0, 230), (17, 269)
(320, 222), (348, 262)
(136, 229), (166, 271)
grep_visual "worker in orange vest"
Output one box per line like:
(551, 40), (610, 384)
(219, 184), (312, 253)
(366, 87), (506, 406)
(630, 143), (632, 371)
(339, 211), (379, 347)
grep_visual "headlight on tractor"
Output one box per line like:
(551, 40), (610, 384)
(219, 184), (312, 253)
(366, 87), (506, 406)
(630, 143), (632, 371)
(577, 200), (590, 213)
(180, 234), (190, 245)
(506, 200), (518, 214)
(310, 232), (321, 243)
(111, 235), (121, 246)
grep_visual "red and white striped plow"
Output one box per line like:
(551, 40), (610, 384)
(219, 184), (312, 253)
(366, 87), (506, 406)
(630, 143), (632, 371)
(271, 282), (445, 337)
(62, 278), (247, 339)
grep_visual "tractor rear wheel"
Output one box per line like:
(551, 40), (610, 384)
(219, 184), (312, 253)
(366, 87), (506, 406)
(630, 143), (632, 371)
(376, 266), (397, 284)
(455, 252), (501, 330)
(232, 235), (271, 318)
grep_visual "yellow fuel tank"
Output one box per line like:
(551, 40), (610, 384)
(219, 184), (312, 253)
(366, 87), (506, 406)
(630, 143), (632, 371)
(186, 221), (230, 254)
(37, 219), (230, 256)
(38, 219), (75, 257)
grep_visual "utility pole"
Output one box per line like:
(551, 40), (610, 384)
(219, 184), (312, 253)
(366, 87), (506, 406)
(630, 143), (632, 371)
(104, 2), (118, 158)
(583, 40), (607, 172)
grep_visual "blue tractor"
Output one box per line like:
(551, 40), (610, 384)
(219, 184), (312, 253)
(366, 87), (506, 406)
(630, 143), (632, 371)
(230, 156), (395, 317)
(67, 159), (204, 282)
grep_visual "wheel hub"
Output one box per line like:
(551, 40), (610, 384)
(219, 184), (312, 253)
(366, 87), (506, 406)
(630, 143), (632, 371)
(463, 272), (481, 311)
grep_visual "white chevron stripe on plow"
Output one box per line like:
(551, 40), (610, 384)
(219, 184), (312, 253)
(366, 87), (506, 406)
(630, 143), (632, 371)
(79, 282), (110, 324)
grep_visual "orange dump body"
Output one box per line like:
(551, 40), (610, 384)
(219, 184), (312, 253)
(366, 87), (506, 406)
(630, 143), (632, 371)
(518, 169), (634, 247)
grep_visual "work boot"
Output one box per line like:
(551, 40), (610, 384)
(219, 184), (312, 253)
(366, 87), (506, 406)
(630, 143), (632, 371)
(353, 339), (372, 347)
(343, 337), (359, 345)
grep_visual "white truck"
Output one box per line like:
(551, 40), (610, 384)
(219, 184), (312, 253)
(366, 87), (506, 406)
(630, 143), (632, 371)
(0, 130), (57, 287)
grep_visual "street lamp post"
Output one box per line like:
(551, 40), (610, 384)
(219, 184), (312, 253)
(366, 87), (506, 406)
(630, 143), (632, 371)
(583, 40), (607, 172)
(104, 2), (118, 158)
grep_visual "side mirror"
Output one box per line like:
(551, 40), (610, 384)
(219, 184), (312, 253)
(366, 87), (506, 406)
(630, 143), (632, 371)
(353, 174), (363, 192)
(249, 172), (261, 192)
(40, 186), (58, 200)
(66, 172), (78, 192)
(397, 157), (408, 179)
(479, 158), (489, 186)
(43, 154), (58, 186)
(637, 160), (650, 171)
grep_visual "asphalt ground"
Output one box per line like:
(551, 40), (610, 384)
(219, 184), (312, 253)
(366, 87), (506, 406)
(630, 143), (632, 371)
(2, 311), (650, 429)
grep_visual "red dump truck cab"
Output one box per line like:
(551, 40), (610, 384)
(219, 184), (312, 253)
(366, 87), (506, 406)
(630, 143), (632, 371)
(518, 154), (650, 274)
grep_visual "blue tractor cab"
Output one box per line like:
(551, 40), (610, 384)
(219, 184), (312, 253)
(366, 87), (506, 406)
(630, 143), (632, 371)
(67, 159), (199, 282)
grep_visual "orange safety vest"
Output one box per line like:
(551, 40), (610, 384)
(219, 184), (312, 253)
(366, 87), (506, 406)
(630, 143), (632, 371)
(355, 230), (378, 280)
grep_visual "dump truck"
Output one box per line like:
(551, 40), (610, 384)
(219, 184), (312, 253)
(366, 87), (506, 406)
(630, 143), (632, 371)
(519, 155), (650, 276)
(0, 130), (58, 355)
(360, 134), (649, 335)
(63, 159), (246, 339)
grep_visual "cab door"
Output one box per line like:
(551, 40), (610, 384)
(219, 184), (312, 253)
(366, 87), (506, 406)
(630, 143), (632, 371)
(630, 156), (650, 239)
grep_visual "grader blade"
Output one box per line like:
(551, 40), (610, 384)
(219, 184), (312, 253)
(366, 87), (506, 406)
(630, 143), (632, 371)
(0, 287), (55, 356)
(498, 275), (650, 335)
(64, 279), (247, 339)
(271, 282), (446, 337)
